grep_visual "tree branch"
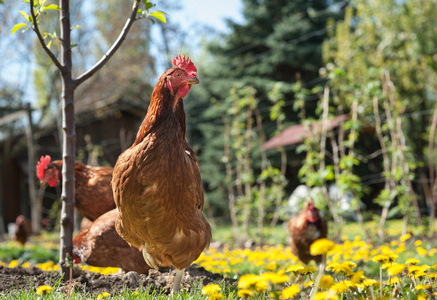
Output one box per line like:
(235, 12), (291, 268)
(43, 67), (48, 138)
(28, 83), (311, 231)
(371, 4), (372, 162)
(73, 0), (140, 88)
(29, 0), (64, 71)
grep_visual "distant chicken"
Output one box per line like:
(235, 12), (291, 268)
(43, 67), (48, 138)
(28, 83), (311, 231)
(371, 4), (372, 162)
(36, 155), (115, 221)
(288, 200), (328, 264)
(72, 209), (150, 274)
(13, 215), (32, 245)
(112, 54), (212, 291)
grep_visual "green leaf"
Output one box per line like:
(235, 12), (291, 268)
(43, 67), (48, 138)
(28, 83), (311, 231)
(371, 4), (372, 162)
(18, 10), (30, 21)
(42, 4), (61, 10)
(149, 11), (167, 23)
(142, 0), (155, 10)
(11, 23), (27, 35)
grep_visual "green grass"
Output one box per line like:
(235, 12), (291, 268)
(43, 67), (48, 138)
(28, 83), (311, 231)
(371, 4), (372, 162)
(0, 279), (237, 300)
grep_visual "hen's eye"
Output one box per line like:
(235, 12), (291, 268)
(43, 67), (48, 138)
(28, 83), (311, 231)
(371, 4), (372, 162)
(176, 72), (181, 77)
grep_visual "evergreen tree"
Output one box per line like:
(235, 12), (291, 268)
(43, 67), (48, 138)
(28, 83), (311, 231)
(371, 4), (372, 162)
(187, 0), (345, 221)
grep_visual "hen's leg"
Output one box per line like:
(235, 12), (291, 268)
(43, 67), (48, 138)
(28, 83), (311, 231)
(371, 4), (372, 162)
(173, 269), (185, 292)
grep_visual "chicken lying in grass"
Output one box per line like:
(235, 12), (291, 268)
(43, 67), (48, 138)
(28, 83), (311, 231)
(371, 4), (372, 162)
(288, 199), (328, 264)
(112, 54), (211, 291)
(72, 209), (150, 274)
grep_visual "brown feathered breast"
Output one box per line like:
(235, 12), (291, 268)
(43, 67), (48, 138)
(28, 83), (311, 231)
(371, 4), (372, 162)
(50, 160), (115, 221)
(73, 209), (150, 274)
(112, 67), (211, 270)
(288, 206), (327, 264)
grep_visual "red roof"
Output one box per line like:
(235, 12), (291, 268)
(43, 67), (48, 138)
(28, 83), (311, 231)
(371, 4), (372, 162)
(262, 114), (349, 150)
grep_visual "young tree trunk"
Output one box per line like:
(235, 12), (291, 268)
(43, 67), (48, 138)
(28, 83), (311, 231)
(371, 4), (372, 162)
(58, 0), (76, 274)
(25, 104), (40, 235)
(428, 110), (437, 233)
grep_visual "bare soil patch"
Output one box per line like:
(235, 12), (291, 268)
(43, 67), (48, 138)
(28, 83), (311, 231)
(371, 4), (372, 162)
(0, 264), (232, 296)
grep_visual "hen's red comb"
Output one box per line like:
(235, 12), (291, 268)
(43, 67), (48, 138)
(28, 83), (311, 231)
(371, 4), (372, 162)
(173, 54), (197, 77)
(36, 155), (51, 180)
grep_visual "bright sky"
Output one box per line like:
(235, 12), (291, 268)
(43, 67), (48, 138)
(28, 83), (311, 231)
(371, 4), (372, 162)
(174, 0), (244, 33)
(151, 0), (244, 76)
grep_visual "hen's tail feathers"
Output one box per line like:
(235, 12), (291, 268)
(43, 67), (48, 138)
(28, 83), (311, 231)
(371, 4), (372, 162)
(173, 269), (185, 292)
(142, 245), (159, 270)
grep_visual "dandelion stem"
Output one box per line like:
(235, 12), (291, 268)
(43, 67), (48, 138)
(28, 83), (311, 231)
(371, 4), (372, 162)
(379, 266), (383, 299)
(310, 255), (326, 300)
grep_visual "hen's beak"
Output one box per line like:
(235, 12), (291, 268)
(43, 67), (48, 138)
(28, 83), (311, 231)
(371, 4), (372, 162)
(186, 77), (199, 85)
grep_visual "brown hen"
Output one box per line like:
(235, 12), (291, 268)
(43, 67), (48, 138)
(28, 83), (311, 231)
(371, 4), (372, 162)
(72, 209), (150, 274)
(13, 215), (32, 245)
(112, 54), (211, 291)
(37, 155), (115, 221)
(288, 199), (328, 264)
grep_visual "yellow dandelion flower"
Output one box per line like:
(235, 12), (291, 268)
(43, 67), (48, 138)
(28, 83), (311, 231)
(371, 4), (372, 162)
(330, 281), (350, 293)
(8, 260), (18, 268)
(387, 253), (399, 262)
(36, 285), (53, 295)
(415, 240), (422, 246)
(265, 261), (279, 271)
(282, 284), (299, 299)
(415, 270), (427, 279)
(261, 272), (289, 285)
(428, 248), (436, 256)
(432, 263), (437, 270)
(255, 280), (268, 292)
(286, 265), (304, 273)
(372, 254), (388, 264)
(388, 277), (400, 285)
(408, 265), (421, 275)
(387, 263), (405, 276)
(202, 284), (221, 295)
(362, 279), (378, 287)
(429, 272), (437, 279)
(415, 284), (431, 290)
(405, 258), (420, 265)
(237, 289), (253, 298)
(21, 262), (31, 268)
(209, 293), (224, 299)
(326, 262), (352, 275)
(314, 291), (336, 300)
(238, 274), (261, 289)
(400, 233), (411, 242)
(350, 271), (364, 285)
(341, 261), (356, 269)
(310, 238), (335, 256)
(319, 275), (335, 289)
(420, 265), (431, 272)
(97, 292), (110, 299)
(416, 247), (427, 256)
(381, 262), (392, 269)
(0, 261), (6, 267)
(304, 280), (315, 288)
(298, 266), (317, 275)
